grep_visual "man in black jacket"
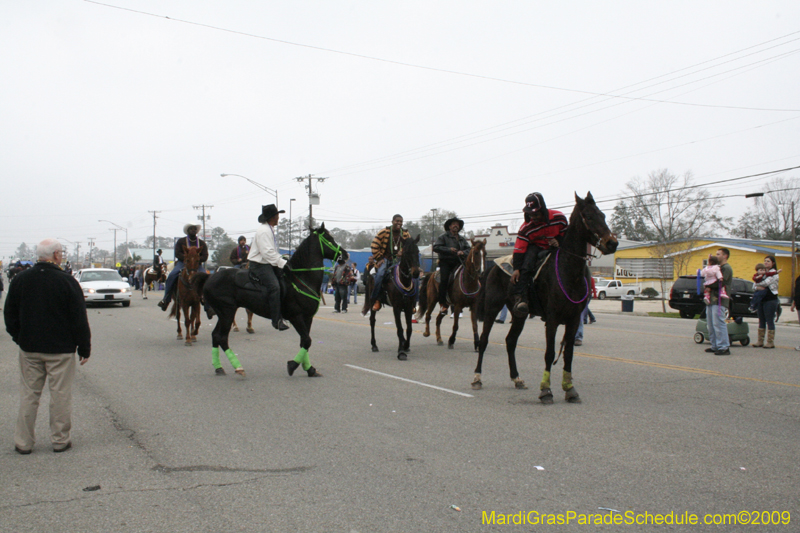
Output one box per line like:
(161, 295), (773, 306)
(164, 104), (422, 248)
(4, 238), (91, 454)
(433, 217), (470, 314)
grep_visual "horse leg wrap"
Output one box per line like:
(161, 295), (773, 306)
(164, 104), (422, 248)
(224, 349), (242, 369)
(211, 347), (222, 369)
(562, 371), (574, 391)
(540, 370), (551, 391)
(294, 348), (311, 371)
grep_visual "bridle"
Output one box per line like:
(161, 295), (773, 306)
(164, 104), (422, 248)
(287, 231), (345, 305)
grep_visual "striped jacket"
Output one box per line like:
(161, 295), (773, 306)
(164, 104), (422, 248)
(371, 227), (411, 264)
(513, 209), (568, 254)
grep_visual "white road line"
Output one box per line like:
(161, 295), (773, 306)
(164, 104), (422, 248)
(344, 364), (474, 398)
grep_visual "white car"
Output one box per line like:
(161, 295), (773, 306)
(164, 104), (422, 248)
(74, 268), (132, 307)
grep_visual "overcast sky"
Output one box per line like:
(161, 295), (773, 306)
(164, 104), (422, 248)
(2, 0), (799, 261)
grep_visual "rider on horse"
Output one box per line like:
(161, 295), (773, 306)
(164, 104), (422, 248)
(509, 192), (568, 317)
(230, 236), (250, 268)
(433, 217), (470, 315)
(153, 248), (165, 271)
(158, 224), (209, 311)
(247, 204), (290, 331)
(367, 214), (410, 312)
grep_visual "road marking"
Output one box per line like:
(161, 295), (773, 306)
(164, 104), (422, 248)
(344, 364), (474, 398)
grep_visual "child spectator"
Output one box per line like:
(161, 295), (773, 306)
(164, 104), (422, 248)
(700, 255), (728, 306)
(749, 262), (781, 313)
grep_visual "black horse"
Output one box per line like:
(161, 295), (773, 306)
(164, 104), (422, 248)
(473, 192), (618, 403)
(196, 224), (347, 377)
(364, 235), (422, 360)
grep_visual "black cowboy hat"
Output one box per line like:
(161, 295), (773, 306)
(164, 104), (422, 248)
(258, 204), (285, 223)
(443, 217), (464, 232)
(156, 249), (162, 254)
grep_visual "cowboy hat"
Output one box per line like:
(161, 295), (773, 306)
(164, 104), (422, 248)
(258, 204), (285, 223)
(443, 217), (464, 232)
(183, 223), (202, 234)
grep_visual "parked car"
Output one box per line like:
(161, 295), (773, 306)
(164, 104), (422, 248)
(74, 268), (132, 307)
(595, 279), (641, 299)
(669, 275), (756, 319)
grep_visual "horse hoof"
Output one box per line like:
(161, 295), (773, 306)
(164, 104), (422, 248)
(565, 388), (582, 403)
(247, 328), (255, 334)
(539, 388), (554, 404)
(176, 335), (183, 340)
(397, 352), (407, 361)
(371, 346), (379, 353)
(143, 296), (147, 300)
(214, 367), (226, 376)
(447, 344), (454, 350)
(514, 379), (527, 390)
(437, 340), (443, 346)
(471, 380), (482, 390)
(422, 332), (430, 338)
(287, 360), (300, 376)
(185, 341), (192, 346)
(235, 368), (246, 377)
(307, 366), (322, 378)
(233, 326), (239, 332)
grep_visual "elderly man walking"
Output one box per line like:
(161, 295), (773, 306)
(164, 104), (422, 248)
(4, 238), (91, 454)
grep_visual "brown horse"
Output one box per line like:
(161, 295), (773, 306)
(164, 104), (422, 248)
(417, 239), (486, 350)
(142, 263), (167, 299)
(363, 235), (422, 360)
(168, 246), (202, 346)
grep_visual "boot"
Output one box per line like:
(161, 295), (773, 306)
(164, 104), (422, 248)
(512, 295), (528, 317)
(764, 329), (775, 349)
(752, 328), (765, 347)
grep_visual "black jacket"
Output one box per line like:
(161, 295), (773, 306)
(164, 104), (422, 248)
(174, 236), (209, 263)
(4, 262), (91, 357)
(433, 232), (470, 266)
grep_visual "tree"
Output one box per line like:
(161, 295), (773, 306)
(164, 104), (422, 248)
(15, 243), (31, 260)
(729, 177), (800, 240)
(210, 227), (235, 251)
(415, 209), (458, 246)
(609, 202), (656, 242)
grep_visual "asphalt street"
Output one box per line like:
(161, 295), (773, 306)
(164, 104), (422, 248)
(2, 291), (799, 532)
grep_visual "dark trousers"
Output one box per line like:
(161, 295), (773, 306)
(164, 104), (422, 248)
(438, 261), (457, 306)
(334, 284), (348, 311)
(249, 262), (282, 322)
(510, 245), (543, 298)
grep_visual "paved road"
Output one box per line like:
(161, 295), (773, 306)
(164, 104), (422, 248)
(2, 292), (799, 532)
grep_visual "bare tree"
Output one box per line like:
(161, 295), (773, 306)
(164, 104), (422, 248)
(730, 177), (800, 240)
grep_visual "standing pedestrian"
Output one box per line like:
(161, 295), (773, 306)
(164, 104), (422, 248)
(349, 262), (360, 305)
(751, 255), (779, 349)
(332, 258), (350, 313)
(705, 248), (732, 356)
(4, 238), (91, 454)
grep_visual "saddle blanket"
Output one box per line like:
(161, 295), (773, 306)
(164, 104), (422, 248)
(495, 254), (514, 276)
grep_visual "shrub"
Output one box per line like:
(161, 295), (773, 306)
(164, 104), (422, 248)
(641, 287), (659, 299)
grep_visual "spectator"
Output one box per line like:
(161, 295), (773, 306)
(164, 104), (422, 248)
(751, 255), (779, 349)
(705, 248), (732, 356)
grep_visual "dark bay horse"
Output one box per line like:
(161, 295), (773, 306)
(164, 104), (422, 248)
(142, 263), (167, 299)
(195, 225), (346, 378)
(417, 238), (486, 350)
(473, 192), (618, 403)
(364, 235), (422, 360)
(168, 246), (202, 346)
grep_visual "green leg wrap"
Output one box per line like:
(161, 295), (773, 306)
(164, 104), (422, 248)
(540, 370), (551, 391)
(293, 348), (311, 371)
(211, 347), (222, 369)
(224, 348), (242, 369)
(562, 371), (574, 391)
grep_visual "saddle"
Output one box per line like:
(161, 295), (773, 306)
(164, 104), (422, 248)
(234, 268), (287, 300)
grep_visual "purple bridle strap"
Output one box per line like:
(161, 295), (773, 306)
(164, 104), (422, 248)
(554, 249), (589, 304)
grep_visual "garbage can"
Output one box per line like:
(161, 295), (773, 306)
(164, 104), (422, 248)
(621, 295), (634, 313)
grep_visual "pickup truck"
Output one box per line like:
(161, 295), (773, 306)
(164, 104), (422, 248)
(595, 279), (641, 299)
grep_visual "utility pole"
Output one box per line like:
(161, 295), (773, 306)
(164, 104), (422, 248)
(148, 211), (161, 256)
(193, 205), (213, 245)
(295, 174), (328, 230)
(88, 238), (96, 266)
(108, 228), (118, 267)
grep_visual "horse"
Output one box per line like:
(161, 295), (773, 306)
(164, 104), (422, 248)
(417, 239), (486, 350)
(142, 263), (167, 299)
(472, 192), (618, 403)
(363, 235), (422, 360)
(195, 224), (346, 378)
(168, 246), (202, 346)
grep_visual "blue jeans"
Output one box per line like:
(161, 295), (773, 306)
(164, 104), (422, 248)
(576, 303), (590, 341)
(370, 262), (388, 302)
(756, 298), (778, 330)
(498, 305), (508, 322)
(348, 283), (358, 304)
(706, 304), (729, 350)
(162, 261), (184, 304)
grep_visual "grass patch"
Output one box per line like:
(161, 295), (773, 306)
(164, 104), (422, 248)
(648, 312), (684, 319)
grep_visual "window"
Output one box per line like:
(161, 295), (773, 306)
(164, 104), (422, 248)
(616, 258), (674, 279)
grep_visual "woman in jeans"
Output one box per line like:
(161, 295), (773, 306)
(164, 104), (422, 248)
(752, 255), (780, 349)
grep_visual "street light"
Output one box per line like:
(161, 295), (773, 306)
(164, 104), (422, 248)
(221, 173), (278, 207)
(99, 220), (128, 268)
(289, 198), (296, 252)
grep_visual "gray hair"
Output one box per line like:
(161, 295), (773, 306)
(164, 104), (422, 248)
(36, 238), (62, 261)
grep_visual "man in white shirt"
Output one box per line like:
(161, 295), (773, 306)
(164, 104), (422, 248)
(247, 204), (290, 331)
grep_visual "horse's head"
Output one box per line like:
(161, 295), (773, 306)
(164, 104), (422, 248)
(467, 238), (487, 275)
(315, 223), (349, 263)
(398, 234), (422, 279)
(573, 192), (618, 254)
(183, 246), (201, 272)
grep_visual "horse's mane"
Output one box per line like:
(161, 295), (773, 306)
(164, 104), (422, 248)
(289, 227), (323, 267)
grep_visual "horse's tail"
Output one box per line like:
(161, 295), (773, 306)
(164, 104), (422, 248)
(416, 273), (430, 319)
(168, 300), (177, 319)
(475, 268), (491, 322)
